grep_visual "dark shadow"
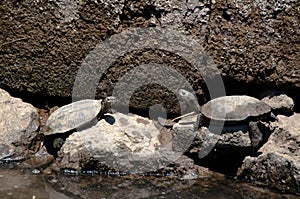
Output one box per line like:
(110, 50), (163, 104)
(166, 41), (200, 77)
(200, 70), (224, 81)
(43, 130), (74, 157)
(185, 146), (258, 176)
(103, 115), (116, 125)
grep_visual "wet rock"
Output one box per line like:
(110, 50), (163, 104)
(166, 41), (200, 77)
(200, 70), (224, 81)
(172, 155), (213, 180)
(19, 146), (55, 169)
(58, 112), (193, 173)
(0, 89), (39, 160)
(237, 114), (300, 195)
(261, 94), (294, 115)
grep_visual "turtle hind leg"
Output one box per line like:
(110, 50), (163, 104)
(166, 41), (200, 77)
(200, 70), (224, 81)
(248, 121), (263, 148)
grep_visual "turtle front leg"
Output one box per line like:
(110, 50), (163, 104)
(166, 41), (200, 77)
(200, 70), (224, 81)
(248, 121), (263, 148)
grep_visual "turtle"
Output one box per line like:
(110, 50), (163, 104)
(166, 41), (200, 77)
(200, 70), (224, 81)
(43, 96), (116, 150)
(177, 89), (277, 147)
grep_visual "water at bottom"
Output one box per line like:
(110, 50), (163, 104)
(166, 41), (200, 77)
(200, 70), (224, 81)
(0, 166), (298, 199)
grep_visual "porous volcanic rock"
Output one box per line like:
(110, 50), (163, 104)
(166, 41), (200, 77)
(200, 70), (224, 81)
(206, 0), (299, 89)
(0, 0), (299, 114)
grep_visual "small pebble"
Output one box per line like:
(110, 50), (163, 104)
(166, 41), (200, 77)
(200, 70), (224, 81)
(32, 169), (40, 174)
(50, 179), (58, 183)
(43, 168), (52, 175)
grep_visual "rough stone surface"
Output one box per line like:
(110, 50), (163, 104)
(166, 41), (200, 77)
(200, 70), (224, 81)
(189, 126), (252, 155)
(261, 94), (295, 115)
(19, 146), (54, 169)
(172, 114), (199, 153)
(0, 89), (39, 160)
(58, 112), (194, 173)
(206, 0), (299, 89)
(217, 130), (251, 148)
(237, 114), (300, 195)
(0, 0), (299, 114)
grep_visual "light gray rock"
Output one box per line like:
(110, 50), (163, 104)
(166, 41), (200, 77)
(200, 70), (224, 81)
(237, 114), (300, 195)
(188, 126), (252, 157)
(217, 130), (251, 148)
(172, 113), (199, 152)
(0, 89), (39, 160)
(58, 112), (191, 173)
(261, 94), (294, 115)
(155, 0), (210, 33)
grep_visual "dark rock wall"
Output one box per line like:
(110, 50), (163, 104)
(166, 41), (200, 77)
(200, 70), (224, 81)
(1, 1), (120, 97)
(206, 0), (299, 88)
(0, 0), (299, 113)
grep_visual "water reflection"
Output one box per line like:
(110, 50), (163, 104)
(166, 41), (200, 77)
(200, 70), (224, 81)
(0, 165), (298, 199)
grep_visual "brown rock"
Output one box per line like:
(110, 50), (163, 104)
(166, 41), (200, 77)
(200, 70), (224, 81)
(0, 1), (298, 114)
(206, 0), (299, 88)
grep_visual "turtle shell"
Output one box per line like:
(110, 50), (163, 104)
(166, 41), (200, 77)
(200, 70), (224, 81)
(45, 99), (102, 135)
(201, 95), (271, 122)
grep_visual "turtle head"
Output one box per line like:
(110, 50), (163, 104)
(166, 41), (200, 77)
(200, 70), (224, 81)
(104, 96), (116, 103)
(178, 89), (200, 113)
(179, 89), (197, 101)
(101, 96), (116, 113)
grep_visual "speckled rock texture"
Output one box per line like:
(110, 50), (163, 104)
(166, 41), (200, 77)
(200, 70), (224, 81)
(0, 89), (39, 160)
(237, 114), (300, 195)
(58, 112), (174, 172)
(261, 94), (294, 115)
(0, 0), (299, 114)
(57, 112), (209, 176)
(206, 0), (299, 87)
